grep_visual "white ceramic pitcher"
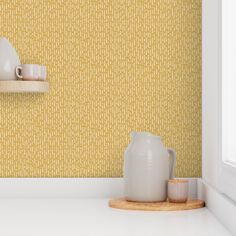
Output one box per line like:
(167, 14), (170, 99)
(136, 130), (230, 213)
(124, 132), (176, 202)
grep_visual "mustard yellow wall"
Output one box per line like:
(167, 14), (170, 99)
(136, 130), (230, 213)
(0, 0), (201, 177)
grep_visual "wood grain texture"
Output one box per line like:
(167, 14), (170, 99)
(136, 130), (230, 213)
(109, 198), (205, 211)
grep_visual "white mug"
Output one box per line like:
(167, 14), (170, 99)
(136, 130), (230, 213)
(15, 64), (46, 81)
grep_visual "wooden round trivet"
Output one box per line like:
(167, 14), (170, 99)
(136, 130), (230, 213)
(109, 198), (205, 211)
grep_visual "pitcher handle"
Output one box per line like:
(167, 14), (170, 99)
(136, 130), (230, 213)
(167, 148), (176, 179)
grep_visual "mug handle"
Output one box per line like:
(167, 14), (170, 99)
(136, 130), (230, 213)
(167, 148), (176, 179)
(15, 65), (23, 79)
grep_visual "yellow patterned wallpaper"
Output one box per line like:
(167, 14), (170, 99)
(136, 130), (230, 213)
(0, 0), (201, 177)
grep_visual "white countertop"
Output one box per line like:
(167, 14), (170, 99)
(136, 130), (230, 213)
(0, 198), (232, 236)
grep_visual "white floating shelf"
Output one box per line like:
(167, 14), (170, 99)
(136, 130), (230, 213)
(0, 81), (49, 93)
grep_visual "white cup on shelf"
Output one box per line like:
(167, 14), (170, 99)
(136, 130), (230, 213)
(15, 64), (46, 81)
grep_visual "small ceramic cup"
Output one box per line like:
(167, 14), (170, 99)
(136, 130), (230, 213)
(168, 179), (188, 203)
(15, 64), (46, 81)
(15, 64), (40, 80)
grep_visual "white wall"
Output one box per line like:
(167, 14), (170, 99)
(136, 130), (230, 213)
(202, 0), (221, 188)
